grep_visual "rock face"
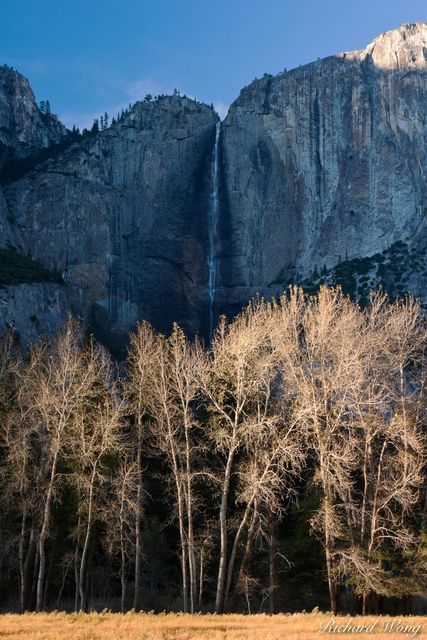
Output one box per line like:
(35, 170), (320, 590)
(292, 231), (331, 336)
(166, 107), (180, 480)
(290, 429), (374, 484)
(218, 22), (427, 317)
(4, 97), (218, 348)
(2, 24), (427, 347)
(0, 282), (69, 345)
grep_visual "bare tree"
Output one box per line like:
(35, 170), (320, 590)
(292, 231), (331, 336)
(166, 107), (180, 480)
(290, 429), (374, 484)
(104, 456), (139, 612)
(125, 322), (158, 610)
(0, 337), (36, 612)
(21, 319), (97, 612)
(271, 287), (426, 614)
(70, 343), (124, 611)
(270, 287), (366, 614)
(203, 301), (304, 613)
(129, 322), (205, 612)
(345, 293), (426, 612)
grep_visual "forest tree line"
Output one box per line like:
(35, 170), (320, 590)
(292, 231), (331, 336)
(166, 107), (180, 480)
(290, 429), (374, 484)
(0, 286), (426, 615)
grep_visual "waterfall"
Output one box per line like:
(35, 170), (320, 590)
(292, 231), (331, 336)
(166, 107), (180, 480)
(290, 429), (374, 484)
(208, 121), (221, 339)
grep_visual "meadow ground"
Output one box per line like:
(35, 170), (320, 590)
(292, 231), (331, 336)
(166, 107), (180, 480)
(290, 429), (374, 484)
(0, 612), (426, 640)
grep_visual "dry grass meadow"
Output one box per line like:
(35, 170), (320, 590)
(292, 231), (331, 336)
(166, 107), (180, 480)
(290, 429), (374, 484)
(0, 612), (426, 640)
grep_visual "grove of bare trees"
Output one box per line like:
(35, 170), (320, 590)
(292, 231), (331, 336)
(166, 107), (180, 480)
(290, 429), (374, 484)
(0, 287), (426, 615)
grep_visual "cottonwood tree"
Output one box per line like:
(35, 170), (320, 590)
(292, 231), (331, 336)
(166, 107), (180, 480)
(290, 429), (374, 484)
(167, 325), (206, 613)
(104, 456), (139, 612)
(224, 391), (304, 611)
(9, 319), (121, 612)
(271, 287), (426, 614)
(124, 322), (158, 610)
(343, 293), (427, 612)
(130, 322), (205, 613)
(70, 342), (124, 611)
(203, 301), (304, 613)
(0, 337), (34, 611)
(24, 319), (98, 612)
(5, 370), (38, 611)
(270, 287), (366, 614)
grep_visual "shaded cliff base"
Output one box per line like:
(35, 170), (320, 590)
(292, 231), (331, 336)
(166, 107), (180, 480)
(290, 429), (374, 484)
(295, 240), (427, 306)
(213, 240), (427, 337)
(0, 248), (68, 345)
(242, 239), (427, 309)
(0, 282), (68, 345)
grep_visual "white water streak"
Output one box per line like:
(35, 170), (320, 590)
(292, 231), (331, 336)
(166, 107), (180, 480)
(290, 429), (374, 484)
(208, 122), (221, 339)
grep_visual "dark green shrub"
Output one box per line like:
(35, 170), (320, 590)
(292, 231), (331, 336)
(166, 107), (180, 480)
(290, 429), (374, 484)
(0, 247), (63, 287)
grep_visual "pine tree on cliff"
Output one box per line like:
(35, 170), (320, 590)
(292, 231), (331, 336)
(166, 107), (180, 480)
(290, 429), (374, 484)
(91, 118), (99, 134)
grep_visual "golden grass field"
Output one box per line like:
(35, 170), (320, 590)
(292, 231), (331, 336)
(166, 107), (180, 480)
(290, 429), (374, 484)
(0, 612), (426, 640)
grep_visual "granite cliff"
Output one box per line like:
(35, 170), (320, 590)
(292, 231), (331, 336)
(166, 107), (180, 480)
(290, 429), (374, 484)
(0, 65), (66, 171)
(2, 90), (218, 348)
(217, 22), (427, 319)
(0, 66), (69, 343)
(1, 23), (427, 346)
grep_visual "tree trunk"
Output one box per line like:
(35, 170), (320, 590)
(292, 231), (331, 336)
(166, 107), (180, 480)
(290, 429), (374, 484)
(268, 515), (277, 614)
(120, 538), (126, 613)
(168, 422), (189, 613)
(133, 424), (143, 611)
(30, 544), (40, 611)
(23, 528), (36, 611)
(120, 487), (127, 613)
(198, 540), (207, 611)
(19, 511), (28, 612)
(215, 445), (235, 613)
(74, 515), (81, 613)
(230, 507), (259, 611)
(177, 487), (189, 612)
(56, 559), (71, 609)
(79, 466), (97, 610)
(18, 435), (30, 612)
(184, 417), (196, 613)
(325, 545), (338, 615)
(36, 448), (59, 611)
(36, 540), (46, 612)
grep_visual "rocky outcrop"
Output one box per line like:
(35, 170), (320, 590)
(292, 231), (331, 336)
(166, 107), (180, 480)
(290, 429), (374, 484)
(0, 67), (69, 345)
(4, 97), (218, 348)
(0, 66), (67, 250)
(218, 22), (427, 317)
(0, 65), (66, 165)
(0, 282), (69, 345)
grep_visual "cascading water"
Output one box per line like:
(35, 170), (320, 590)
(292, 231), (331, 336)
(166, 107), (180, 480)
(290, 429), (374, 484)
(207, 121), (221, 339)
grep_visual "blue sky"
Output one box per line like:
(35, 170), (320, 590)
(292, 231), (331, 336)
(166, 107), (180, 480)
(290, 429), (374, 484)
(1, 0), (426, 129)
